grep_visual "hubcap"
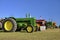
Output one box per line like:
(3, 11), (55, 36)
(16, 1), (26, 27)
(27, 26), (32, 32)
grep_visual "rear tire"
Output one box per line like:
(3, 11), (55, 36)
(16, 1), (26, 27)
(2, 18), (17, 32)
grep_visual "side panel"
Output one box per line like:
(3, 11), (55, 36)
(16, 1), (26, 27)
(15, 18), (36, 27)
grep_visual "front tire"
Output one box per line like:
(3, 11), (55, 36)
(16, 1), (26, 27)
(26, 25), (33, 33)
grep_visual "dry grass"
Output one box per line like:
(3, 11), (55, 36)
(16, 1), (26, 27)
(0, 28), (60, 40)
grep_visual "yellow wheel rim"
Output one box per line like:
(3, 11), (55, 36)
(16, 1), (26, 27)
(27, 26), (32, 32)
(4, 21), (13, 31)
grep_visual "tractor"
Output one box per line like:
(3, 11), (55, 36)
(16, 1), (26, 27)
(0, 17), (37, 33)
(36, 19), (46, 31)
(46, 21), (57, 28)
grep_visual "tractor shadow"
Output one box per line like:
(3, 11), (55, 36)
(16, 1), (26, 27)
(0, 30), (27, 33)
(16, 30), (27, 33)
(0, 30), (4, 32)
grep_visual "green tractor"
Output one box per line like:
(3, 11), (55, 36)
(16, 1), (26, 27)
(1, 17), (36, 33)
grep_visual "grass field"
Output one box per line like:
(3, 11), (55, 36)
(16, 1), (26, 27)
(0, 29), (60, 40)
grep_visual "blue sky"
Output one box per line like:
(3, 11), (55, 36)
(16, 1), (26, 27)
(0, 0), (60, 26)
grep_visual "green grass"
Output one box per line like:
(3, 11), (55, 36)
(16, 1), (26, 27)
(0, 29), (60, 40)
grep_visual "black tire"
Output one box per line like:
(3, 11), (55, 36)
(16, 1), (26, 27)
(36, 26), (40, 31)
(2, 18), (17, 32)
(0, 22), (2, 30)
(35, 26), (38, 31)
(26, 25), (33, 33)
